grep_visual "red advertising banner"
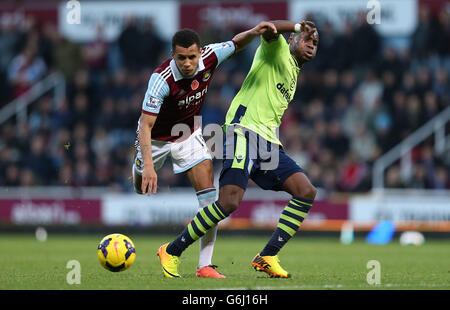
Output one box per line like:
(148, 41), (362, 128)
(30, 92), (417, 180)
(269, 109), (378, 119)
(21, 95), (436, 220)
(180, 1), (287, 31)
(231, 199), (348, 223)
(0, 199), (101, 225)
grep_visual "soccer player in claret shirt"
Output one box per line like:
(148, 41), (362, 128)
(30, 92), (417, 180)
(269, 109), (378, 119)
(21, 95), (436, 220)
(133, 22), (277, 278)
(158, 21), (319, 278)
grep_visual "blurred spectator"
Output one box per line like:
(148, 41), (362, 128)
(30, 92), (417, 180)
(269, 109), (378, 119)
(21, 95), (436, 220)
(118, 17), (141, 70)
(410, 6), (439, 59)
(57, 163), (73, 186)
(358, 70), (383, 114)
(352, 11), (381, 67)
(72, 159), (93, 187)
(198, 19), (222, 46)
(7, 44), (47, 97)
(139, 20), (166, 69)
(436, 10), (450, 57)
(95, 97), (116, 131)
(433, 68), (449, 102)
(325, 122), (351, 155)
(350, 122), (377, 162)
(0, 5), (448, 192)
(408, 164), (433, 189)
(24, 134), (54, 184)
(71, 93), (92, 127)
(0, 20), (21, 72)
(337, 152), (368, 192)
(46, 23), (84, 81)
(332, 20), (356, 70)
(4, 164), (20, 186)
(20, 168), (35, 186)
(434, 166), (449, 189)
(385, 165), (404, 188)
(91, 127), (112, 157)
(28, 95), (53, 132)
(50, 99), (73, 129)
(82, 25), (108, 74)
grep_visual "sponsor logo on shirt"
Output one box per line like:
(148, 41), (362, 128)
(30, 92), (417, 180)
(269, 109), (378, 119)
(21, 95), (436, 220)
(276, 82), (293, 102)
(146, 96), (160, 109)
(178, 86), (209, 109)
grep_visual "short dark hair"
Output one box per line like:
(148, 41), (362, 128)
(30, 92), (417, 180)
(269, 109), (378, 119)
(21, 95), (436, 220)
(172, 29), (201, 50)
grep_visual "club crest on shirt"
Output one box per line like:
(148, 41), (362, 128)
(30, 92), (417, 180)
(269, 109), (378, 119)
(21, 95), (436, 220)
(191, 79), (199, 90)
(290, 79), (296, 91)
(202, 70), (211, 82)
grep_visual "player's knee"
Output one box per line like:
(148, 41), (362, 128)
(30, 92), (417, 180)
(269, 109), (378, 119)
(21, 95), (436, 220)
(296, 183), (317, 200)
(220, 200), (239, 214)
(218, 193), (239, 213)
(218, 184), (245, 214)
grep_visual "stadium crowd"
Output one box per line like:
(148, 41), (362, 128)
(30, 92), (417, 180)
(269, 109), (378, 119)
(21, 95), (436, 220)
(0, 6), (449, 193)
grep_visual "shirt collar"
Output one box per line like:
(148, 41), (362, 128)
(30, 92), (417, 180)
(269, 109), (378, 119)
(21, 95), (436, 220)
(290, 54), (300, 70)
(170, 56), (205, 82)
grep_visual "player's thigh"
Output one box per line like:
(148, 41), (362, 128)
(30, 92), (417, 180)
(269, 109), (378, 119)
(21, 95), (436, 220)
(219, 126), (253, 190)
(171, 129), (213, 175)
(185, 159), (215, 192)
(133, 141), (170, 193)
(281, 172), (317, 200)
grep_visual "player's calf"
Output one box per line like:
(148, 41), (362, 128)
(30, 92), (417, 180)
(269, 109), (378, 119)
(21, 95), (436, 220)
(259, 195), (314, 257)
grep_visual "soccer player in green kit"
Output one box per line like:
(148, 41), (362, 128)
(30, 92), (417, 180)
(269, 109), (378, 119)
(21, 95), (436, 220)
(158, 20), (319, 278)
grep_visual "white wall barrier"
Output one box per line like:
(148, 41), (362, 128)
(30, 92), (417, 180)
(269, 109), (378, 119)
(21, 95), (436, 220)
(101, 190), (199, 226)
(350, 190), (450, 222)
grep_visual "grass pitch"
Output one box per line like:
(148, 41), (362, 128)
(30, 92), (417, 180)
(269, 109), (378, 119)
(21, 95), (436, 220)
(0, 233), (449, 290)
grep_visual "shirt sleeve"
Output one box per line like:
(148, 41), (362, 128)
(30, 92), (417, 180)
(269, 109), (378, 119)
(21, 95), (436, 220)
(259, 35), (289, 59)
(204, 40), (236, 67)
(141, 72), (170, 115)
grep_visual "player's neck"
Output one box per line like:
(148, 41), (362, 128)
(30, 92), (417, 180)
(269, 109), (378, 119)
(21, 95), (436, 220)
(290, 52), (304, 69)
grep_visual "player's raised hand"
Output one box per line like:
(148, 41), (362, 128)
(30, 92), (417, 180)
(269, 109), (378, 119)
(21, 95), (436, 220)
(141, 166), (158, 196)
(299, 20), (317, 36)
(252, 21), (277, 35)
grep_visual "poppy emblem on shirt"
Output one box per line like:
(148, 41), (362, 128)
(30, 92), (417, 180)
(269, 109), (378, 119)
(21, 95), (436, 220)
(191, 79), (199, 90)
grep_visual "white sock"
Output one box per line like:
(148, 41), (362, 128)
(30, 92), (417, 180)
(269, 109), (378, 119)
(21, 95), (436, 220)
(196, 188), (217, 269)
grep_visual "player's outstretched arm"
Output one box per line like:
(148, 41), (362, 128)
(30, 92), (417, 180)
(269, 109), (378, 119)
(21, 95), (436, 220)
(232, 21), (277, 52)
(262, 20), (317, 42)
(138, 113), (158, 196)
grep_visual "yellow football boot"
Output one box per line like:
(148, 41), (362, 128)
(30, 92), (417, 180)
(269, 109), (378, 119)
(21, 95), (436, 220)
(251, 254), (291, 278)
(157, 243), (181, 278)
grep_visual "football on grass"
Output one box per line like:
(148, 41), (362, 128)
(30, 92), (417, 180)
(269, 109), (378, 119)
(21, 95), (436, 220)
(97, 233), (136, 272)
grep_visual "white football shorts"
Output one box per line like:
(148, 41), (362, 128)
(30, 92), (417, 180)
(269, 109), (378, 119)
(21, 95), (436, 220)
(133, 128), (212, 177)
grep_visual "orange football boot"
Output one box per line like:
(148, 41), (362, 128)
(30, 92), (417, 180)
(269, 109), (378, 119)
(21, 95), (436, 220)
(196, 265), (226, 278)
